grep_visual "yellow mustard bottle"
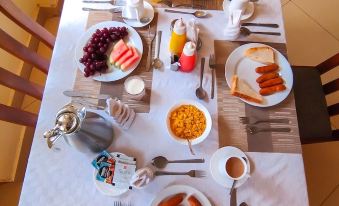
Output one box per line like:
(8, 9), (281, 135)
(169, 19), (187, 55)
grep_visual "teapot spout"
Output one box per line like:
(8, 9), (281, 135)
(43, 126), (63, 148)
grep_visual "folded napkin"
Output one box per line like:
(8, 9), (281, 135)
(223, 9), (242, 40)
(186, 19), (200, 45)
(130, 167), (154, 189)
(106, 98), (136, 130)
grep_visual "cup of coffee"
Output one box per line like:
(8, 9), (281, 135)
(124, 0), (145, 21)
(220, 155), (248, 180)
(228, 0), (249, 14)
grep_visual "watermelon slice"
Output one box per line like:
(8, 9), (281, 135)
(109, 39), (128, 64)
(115, 47), (133, 67)
(121, 47), (140, 71)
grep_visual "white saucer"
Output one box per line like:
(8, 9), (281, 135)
(210, 146), (251, 189)
(93, 152), (129, 196)
(122, 1), (154, 28)
(222, 0), (255, 21)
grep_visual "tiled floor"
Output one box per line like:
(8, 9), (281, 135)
(24, 1), (339, 205)
(282, 0), (339, 206)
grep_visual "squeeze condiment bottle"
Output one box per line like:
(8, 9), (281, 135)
(169, 19), (187, 55)
(179, 41), (197, 72)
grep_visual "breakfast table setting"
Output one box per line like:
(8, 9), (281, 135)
(19, 0), (309, 205)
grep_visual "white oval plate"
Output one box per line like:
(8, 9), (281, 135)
(122, 1), (154, 28)
(93, 152), (128, 196)
(151, 185), (212, 206)
(166, 100), (212, 145)
(210, 146), (250, 189)
(75, 21), (143, 82)
(225, 43), (293, 107)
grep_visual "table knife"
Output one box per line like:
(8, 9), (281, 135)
(242, 22), (279, 28)
(63, 90), (111, 100)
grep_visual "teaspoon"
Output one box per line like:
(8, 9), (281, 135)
(164, 9), (208, 18)
(152, 30), (163, 69)
(122, 16), (151, 24)
(196, 58), (207, 100)
(151, 156), (205, 169)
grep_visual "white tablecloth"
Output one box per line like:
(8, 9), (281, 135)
(19, 0), (308, 205)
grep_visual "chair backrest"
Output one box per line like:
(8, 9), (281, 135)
(316, 53), (339, 138)
(0, 0), (56, 127)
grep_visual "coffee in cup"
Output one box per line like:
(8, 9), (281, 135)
(222, 156), (248, 180)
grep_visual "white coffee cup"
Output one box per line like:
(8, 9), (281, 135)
(219, 155), (249, 180)
(228, 0), (249, 14)
(124, 0), (145, 21)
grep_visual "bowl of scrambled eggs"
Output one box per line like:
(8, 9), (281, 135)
(166, 100), (212, 145)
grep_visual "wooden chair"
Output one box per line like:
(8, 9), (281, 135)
(0, 0), (56, 127)
(292, 53), (339, 144)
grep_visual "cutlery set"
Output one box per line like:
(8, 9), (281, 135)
(151, 156), (206, 178)
(240, 116), (291, 134)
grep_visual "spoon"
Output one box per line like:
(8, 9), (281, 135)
(164, 9), (208, 18)
(196, 58), (207, 100)
(187, 138), (195, 155)
(240, 27), (281, 36)
(122, 16), (151, 24)
(151, 156), (205, 169)
(152, 30), (163, 69)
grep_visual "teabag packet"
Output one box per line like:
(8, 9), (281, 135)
(96, 162), (115, 184)
(111, 154), (136, 189)
(112, 160), (136, 189)
(92, 150), (115, 169)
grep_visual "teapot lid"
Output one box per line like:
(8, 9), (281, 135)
(55, 112), (79, 134)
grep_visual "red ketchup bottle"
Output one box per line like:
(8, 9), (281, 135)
(179, 41), (197, 72)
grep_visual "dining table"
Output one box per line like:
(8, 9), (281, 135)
(19, 0), (309, 205)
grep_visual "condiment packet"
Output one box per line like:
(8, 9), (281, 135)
(92, 150), (115, 169)
(112, 160), (136, 189)
(96, 162), (115, 184)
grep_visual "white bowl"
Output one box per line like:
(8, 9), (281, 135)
(166, 100), (212, 145)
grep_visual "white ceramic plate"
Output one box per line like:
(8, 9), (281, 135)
(93, 152), (129, 196)
(166, 100), (212, 145)
(75, 21), (143, 82)
(222, 0), (255, 20)
(151, 185), (212, 206)
(225, 43), (293, 107)
(210, 146), (250, 189)
(122, 1), (154, 28)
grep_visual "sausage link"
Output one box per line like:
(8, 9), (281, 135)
(256, 72), (279, 83)
(259, 77), (284, 88)
(255, 63), (279, 74)
(259, 84), (286, 96)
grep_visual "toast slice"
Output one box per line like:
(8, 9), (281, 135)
(244, 47), (275, 65)
(231, 75), (263, 104)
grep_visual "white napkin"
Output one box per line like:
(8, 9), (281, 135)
(223, 9), (242, 40)
(130, 167), (154, 189)
(106, 98), (136, 130)
(186, 18), (200, 45)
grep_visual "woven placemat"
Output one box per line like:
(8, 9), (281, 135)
(72, 12), (158, 113)
(214, 40), (302, 153)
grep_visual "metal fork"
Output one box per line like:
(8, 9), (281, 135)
(246, 125), (291, 134)
(154, 170), (206, 178)
(240, 116), (290, 125)
(113, 202), (131, 206)
(82, 7), (122, 13)
(209, 54), (216, 99)
(146, 24), (156, 72)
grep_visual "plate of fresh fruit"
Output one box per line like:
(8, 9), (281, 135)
(75, 21), (143, 82)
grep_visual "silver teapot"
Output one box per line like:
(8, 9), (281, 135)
(44, 104), (114, 153)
